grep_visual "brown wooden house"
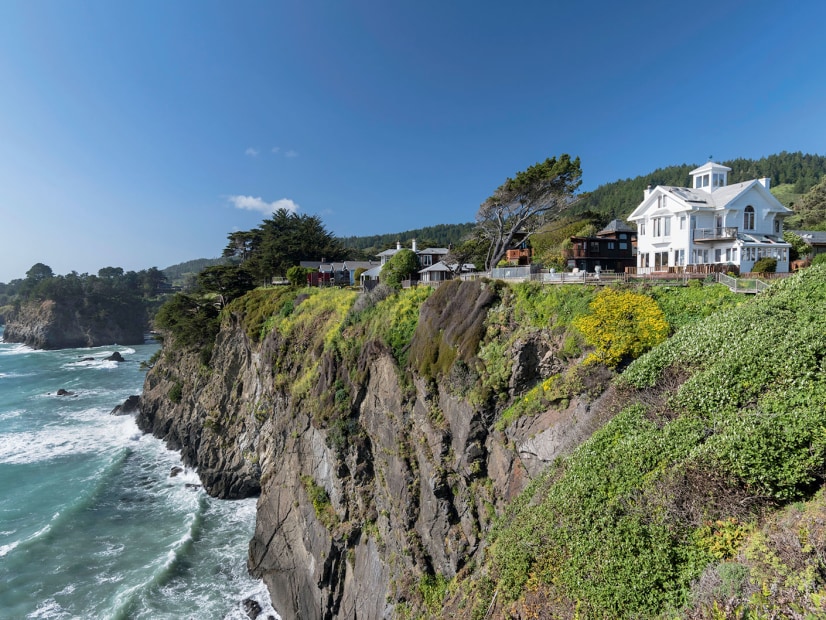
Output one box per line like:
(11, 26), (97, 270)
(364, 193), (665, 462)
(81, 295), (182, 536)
(567, 219), (637, 273)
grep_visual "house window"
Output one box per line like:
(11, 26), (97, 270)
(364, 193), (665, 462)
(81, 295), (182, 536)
(590, 241), (600, 252)
(654, 251), (668, 270)
(664, 217), (671, 236)
(732, 248), (737, 262)
(619, 233), (627, 239)
(744, 206), (755, 230)
(652, 218), (661, 237)
(619, 242), (628, 250)
(639, 253), (650, 268)
(676, 249), (685, 265)
(679, 216), (686, 230)
(774, 219), (781, 234)
(640, 222), (646, 236)
(690, 215), (697, 229)
(714, 249), (722, 263)
(420, 254), (432, 267)
(692, 249), (710, 264)
(608, 241), (615, 250)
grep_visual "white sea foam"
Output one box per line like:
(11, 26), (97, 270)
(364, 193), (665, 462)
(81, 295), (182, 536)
(0, 411), (141, 465)
(27, 598), (67, 619)
(0, 523), (52, 558)
(0, 343), (41, 356)
(63, 358), (120, 370)
(0, 409), (22, 420)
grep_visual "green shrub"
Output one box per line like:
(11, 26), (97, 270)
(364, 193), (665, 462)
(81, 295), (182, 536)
(418, 573), (449, 614)
(812, 253), (826, 266)
(168, 381), (183, 403)
(301, 475), (338, 528)
(751, 257), (777, 273)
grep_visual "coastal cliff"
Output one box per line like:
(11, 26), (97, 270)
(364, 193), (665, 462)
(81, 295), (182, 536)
(138, 281), (614, 618)
(4, 298), (146, 349)
(138, 270), (826, 618)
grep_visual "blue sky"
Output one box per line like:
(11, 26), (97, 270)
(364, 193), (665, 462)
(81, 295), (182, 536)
(1, 0), (825, 282)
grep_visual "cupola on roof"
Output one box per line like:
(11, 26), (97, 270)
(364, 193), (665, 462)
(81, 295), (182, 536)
(689, 161), (731, 191)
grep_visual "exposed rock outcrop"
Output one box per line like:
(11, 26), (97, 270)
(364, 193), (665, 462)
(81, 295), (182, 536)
(3, 299), (145, 349)
(111, 395), (141, 415)
(138, 283), (614, 619)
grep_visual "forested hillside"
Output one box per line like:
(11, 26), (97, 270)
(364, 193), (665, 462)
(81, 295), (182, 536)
(162, 257), (228, 287)
(572, 151), (826, 220)
(339, 222), (475, 255)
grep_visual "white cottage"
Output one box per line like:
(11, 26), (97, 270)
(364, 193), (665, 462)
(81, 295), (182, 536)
(627, 162), (793, 273)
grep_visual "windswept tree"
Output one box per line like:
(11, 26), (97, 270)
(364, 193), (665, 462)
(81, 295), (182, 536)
(224, 208), (347, 284)
(476, 155), (582, 270)
(197, 264), (255, 308)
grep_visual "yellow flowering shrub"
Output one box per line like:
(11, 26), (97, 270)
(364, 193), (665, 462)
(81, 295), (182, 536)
(574, 288), (669, 367)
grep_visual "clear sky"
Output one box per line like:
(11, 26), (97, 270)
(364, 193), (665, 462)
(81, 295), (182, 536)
(1, 0), (825, 283)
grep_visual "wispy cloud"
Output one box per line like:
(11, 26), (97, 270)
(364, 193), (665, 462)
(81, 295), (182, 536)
(285, 149), (299, 158)
(271, 146), (280, 154)
(228, 195), (299, 214)
(245, 147), (259, 157)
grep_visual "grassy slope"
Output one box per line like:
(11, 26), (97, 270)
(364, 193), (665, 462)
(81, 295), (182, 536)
(472, 266), (826, 619)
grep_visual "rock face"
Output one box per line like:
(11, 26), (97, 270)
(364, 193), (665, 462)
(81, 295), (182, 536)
(3, 299), (145, 349)
(111, 395), (141, 415)
(138, 286), (612, 619)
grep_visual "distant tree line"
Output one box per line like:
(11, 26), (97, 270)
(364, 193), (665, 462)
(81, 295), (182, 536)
(339, 222), (476, 256)
(0, 262), (169, 328)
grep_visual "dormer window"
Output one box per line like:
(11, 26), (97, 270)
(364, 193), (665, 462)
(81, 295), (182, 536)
(744, 206), (755, 230)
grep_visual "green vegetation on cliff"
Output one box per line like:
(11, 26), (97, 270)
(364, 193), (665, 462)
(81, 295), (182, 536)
(472, 266), (826, 618)
(151, 259), (820, 618)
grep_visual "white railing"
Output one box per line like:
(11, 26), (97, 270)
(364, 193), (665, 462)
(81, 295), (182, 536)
(717, 273), (771, 293)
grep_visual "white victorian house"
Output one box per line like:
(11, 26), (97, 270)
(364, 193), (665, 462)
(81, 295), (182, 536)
(627, 162), (793, 273)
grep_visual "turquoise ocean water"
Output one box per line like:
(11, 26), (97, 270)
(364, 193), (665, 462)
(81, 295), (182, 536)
(0, 327), (277, 619)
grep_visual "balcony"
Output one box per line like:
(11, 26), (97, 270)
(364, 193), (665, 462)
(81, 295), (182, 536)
(506, 248), (533, 263)
(693, 227), (738, 242)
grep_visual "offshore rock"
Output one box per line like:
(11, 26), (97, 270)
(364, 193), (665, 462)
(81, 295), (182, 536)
(111, 395), (141, 415)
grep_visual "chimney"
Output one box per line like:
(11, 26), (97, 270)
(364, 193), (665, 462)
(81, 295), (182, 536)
(644, 184), (653, 199)
(759, 177), (771, 190)
(412, 238), (418, 252)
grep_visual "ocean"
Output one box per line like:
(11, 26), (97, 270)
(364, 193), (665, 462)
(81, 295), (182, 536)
(0, 327), (277, 619)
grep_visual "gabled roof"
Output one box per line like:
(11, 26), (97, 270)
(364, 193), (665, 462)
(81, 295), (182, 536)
(597, 219), (636, 235)
(791, 230), (826, 245)
(419, 261), (453, 274)
(360, 265), (383, 279)
(628, 179), (791, 220)
(418, 247), (450, 255)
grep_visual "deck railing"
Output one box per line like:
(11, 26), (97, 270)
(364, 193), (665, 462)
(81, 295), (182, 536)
(693, 227), (738, 241)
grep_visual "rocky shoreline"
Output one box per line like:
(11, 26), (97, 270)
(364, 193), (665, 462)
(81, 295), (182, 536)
(3, 299), (146, 349)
